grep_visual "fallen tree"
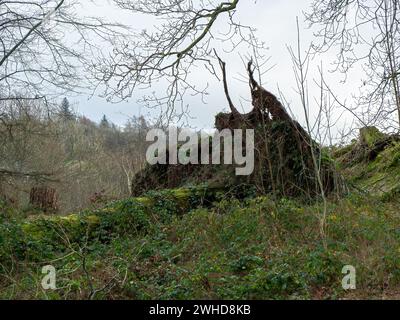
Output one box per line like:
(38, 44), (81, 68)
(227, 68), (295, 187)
(132, 61), (344, 198)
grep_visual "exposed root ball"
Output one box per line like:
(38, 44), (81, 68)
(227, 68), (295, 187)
(132, 61), (343, 198)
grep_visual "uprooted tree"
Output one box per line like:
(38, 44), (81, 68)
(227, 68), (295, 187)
(132, 60), (344, 199)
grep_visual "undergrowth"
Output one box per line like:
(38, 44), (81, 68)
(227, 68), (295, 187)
(1, 190), (399, 300)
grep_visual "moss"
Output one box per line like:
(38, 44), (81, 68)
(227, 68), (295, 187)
(360, 126), (386, 147)
(332, 143), (356, 159)
(339, 131), (400, 196)
(21, 222), (46, 241)
(135, 197), (154, 207)
(378, 143), (400, 169)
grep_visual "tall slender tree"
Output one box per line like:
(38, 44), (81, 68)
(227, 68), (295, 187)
(100, 115), (110, 129)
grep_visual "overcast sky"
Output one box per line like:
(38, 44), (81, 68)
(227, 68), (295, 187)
(71, 0), (363, 137)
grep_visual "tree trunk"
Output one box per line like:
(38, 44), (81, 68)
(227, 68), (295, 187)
(29, 186), (59, 213)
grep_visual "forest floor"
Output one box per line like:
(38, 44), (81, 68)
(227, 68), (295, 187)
(1, 133), (400, 300)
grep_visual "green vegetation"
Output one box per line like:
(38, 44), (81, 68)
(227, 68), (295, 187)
(1, 131), (400, 300)
(1, 185), (400, 299)
(359, 127), (386, 147)
(340, 138), (400, 197)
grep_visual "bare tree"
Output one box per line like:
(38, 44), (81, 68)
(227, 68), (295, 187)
(93, 0), (265, 124)
(288, 18), (328, 242)
(0, 0), (125, 101)
(286, 18), (349, 242)
(306, 0), (400, 131)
